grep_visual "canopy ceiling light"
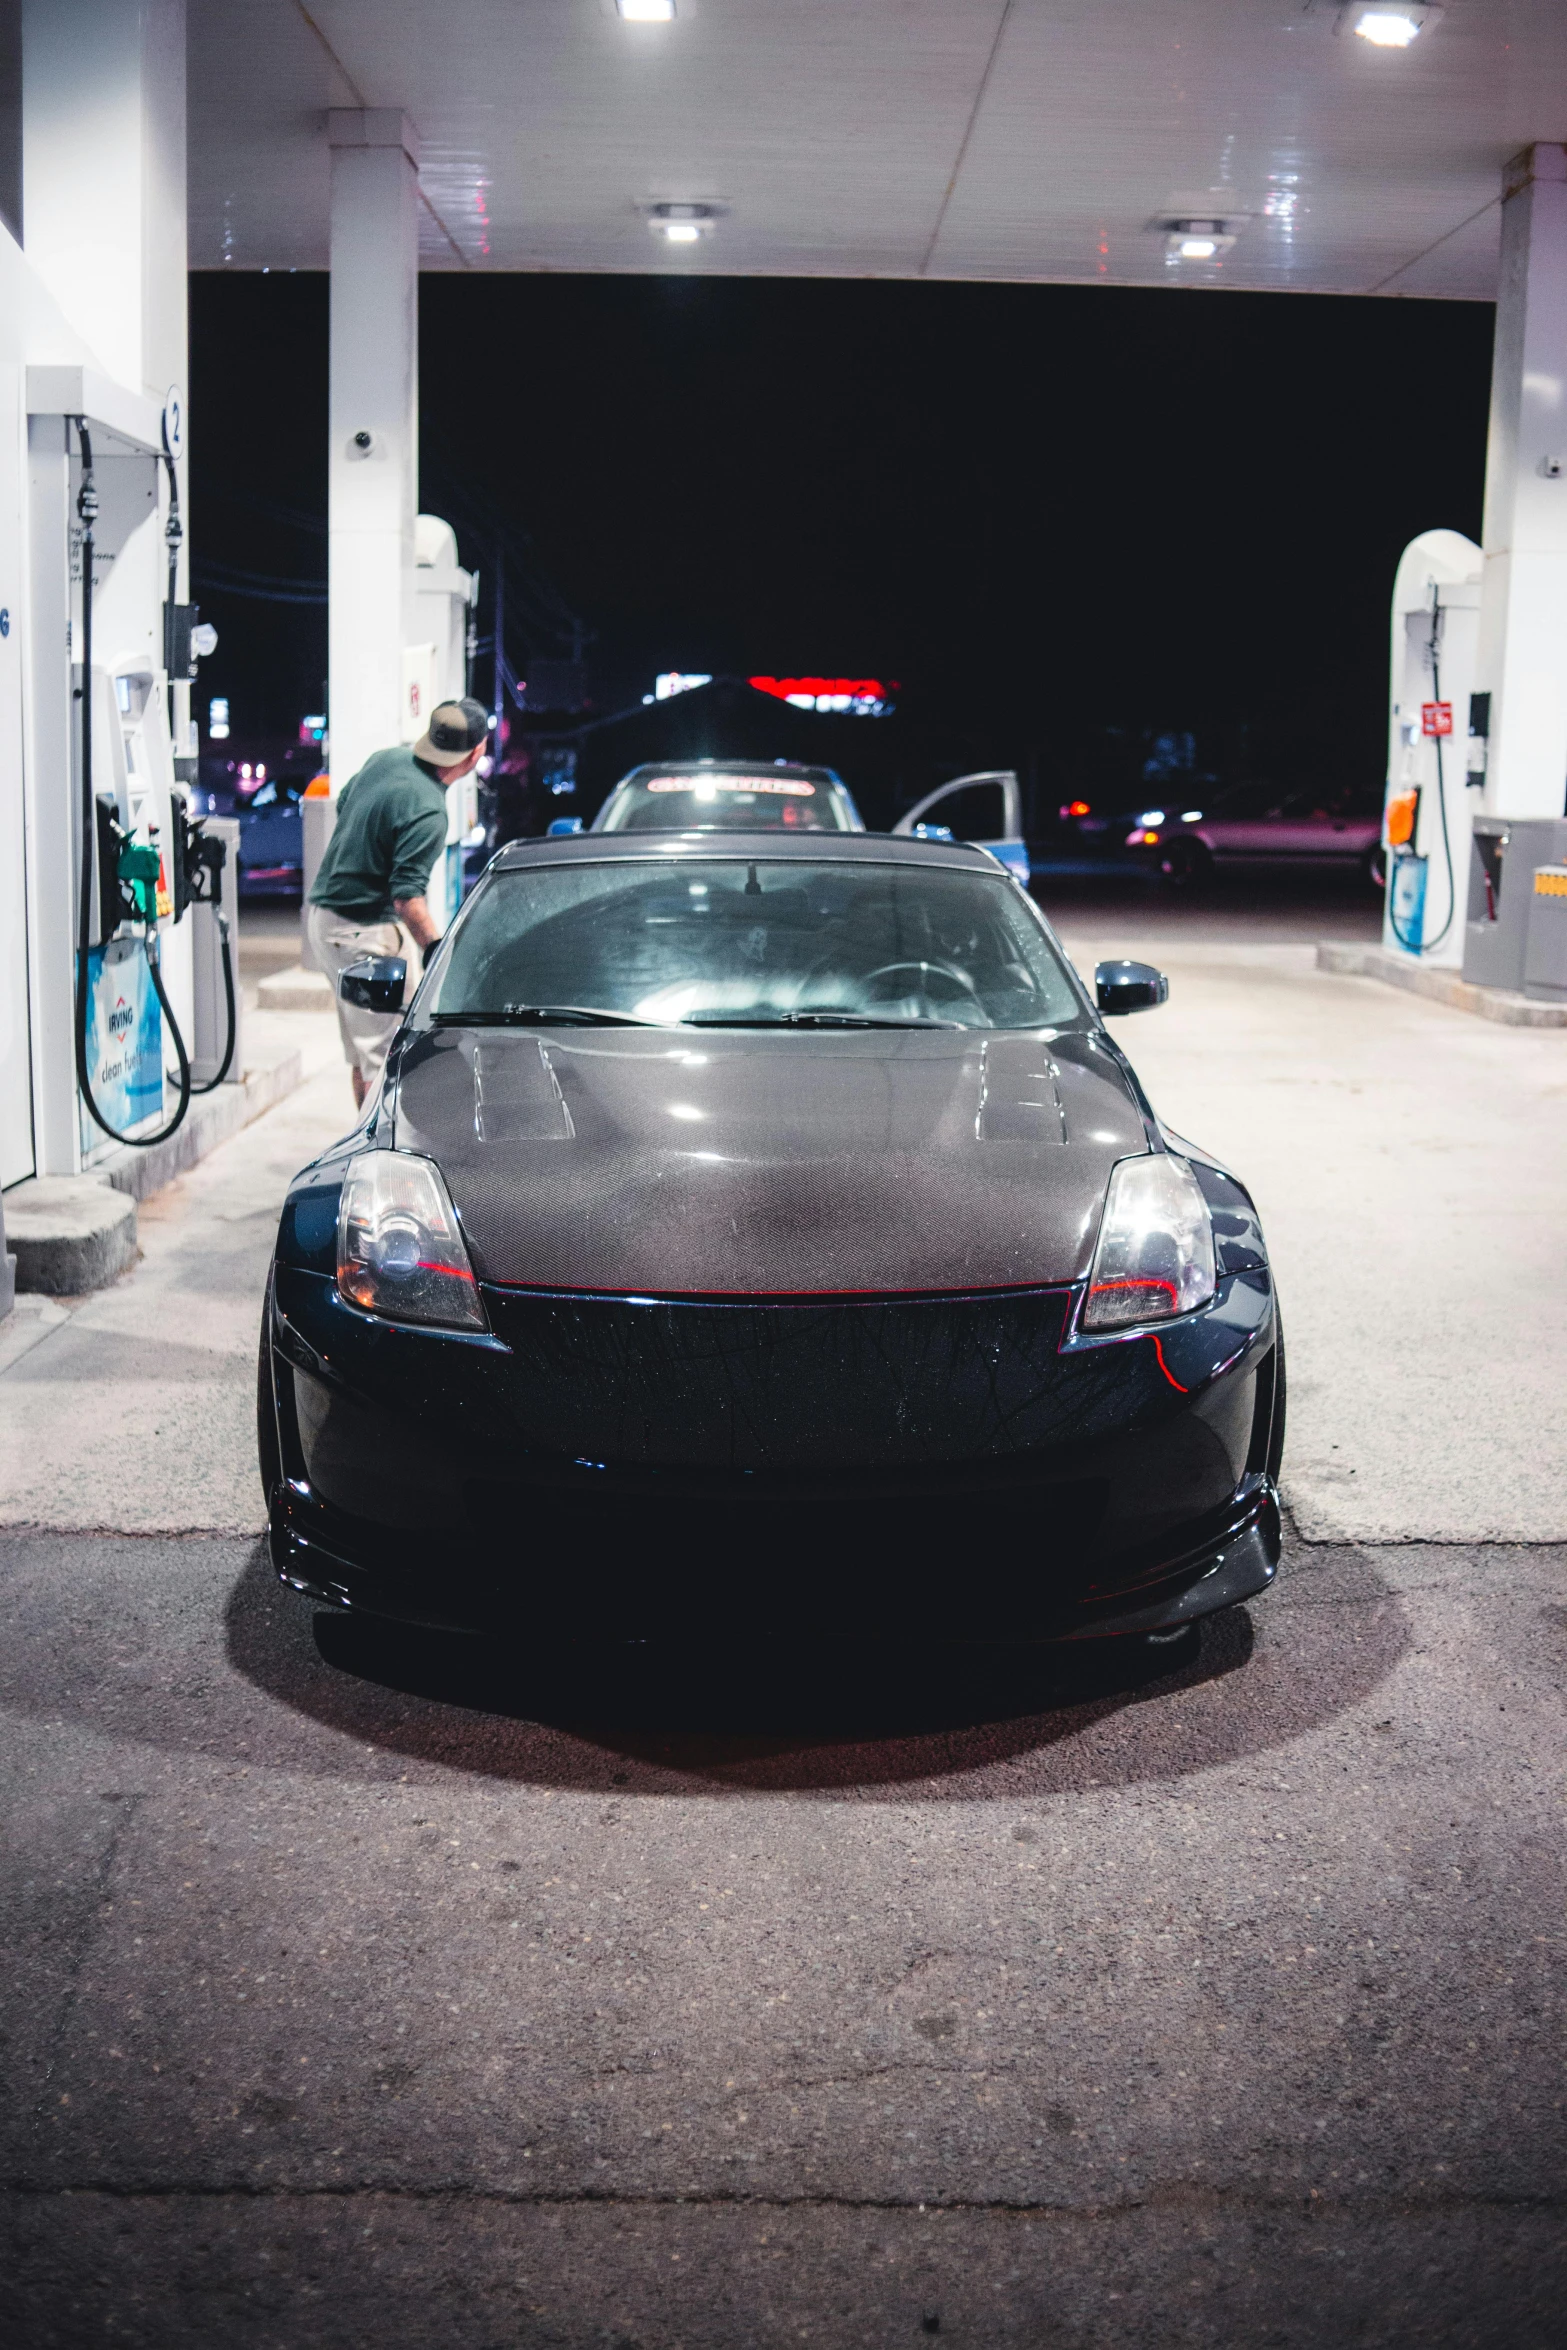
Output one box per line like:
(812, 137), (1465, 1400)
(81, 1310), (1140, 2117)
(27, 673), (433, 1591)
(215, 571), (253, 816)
(618, 0), (676, 21)
(1154, 215), (1240, 265)
(1342, 3), (1440, 45)
(1149, 193), (1250, 267)
(643, 200), (723, 243)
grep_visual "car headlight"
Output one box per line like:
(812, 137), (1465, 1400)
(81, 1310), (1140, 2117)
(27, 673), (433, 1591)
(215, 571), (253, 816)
(1081, 1152), (1216, 1331)
(336, 1150), (486, 1331)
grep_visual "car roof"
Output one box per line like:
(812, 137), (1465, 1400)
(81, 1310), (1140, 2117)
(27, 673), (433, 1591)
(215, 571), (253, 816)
(489, 831), (1005, 875)
(612, 758), (846, 787)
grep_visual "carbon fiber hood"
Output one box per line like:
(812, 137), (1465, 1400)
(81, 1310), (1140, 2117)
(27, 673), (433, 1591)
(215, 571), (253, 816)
(390, 1023), (1149, 1295)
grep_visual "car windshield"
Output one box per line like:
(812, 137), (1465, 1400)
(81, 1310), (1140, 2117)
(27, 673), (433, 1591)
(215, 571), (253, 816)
(597, 770), (856, 833)
(426, 858), (1082, 1030)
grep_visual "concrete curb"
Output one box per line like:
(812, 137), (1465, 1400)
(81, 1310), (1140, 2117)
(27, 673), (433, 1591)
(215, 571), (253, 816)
(257, 964), (334, 1013)
(6, 1177), (138, 1294)
(1315, 940), (1567, 1028)
(5, 1023), (316, 1296)
(92, 1043), (306, 1204)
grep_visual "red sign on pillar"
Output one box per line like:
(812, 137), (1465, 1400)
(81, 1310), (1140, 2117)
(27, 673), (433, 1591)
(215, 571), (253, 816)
(1421, 701), (1453, 738)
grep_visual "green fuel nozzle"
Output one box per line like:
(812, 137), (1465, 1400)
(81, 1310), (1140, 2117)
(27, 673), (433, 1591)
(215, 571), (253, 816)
(117, 837), (161, 926)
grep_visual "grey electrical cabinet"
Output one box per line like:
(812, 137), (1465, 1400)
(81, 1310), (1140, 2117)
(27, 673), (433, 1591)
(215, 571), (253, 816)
(299, 795), (338, 972)
(1523, 868), (1567, 1003)
(190, 816), (242, 1087)
(1462, 815), (1567, 991)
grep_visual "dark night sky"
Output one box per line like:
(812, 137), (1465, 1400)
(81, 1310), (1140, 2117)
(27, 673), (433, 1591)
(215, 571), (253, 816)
(189, 270), (1493, 825)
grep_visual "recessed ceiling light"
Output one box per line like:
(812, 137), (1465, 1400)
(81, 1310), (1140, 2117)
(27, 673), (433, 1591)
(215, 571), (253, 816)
(643, 200), (722, 243)
(618, 0), (675, 21)
(1160, 217), (1237, 264)
(1345, 3), (1438, 45)
(1150, 200), (1247, 267)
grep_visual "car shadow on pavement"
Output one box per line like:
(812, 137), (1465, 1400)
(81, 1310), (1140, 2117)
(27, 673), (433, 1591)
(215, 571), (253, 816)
(224, 1538), (1410, 1799)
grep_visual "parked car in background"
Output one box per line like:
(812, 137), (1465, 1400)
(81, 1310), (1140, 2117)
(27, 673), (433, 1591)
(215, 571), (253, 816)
(585, 759), (865, 835)
(1053, 792), (1157, 867)
(235, 771), (306, 897)
(197, 741), (327, 898)
(1128, 782), (1385, 889)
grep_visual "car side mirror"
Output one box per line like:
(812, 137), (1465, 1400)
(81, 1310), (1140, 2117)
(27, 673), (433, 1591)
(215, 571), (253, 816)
(338, 955), (406, 1015)
(1095, 958), (1168, 1015)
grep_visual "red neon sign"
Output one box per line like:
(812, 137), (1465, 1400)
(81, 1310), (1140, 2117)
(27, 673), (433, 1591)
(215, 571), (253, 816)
(749, 676), (892, 714)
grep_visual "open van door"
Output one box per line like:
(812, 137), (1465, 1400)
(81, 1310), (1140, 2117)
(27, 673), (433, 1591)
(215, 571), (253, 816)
(892, 770), (1029, 886)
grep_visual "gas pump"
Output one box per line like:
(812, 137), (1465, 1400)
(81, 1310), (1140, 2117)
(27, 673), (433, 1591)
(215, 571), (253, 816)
(1381, 530), (1482, 967)
(73, 420), (235, 1149)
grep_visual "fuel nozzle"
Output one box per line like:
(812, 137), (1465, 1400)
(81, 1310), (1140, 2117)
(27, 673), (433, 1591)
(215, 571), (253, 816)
(170, 792), (227, 921)
(116, 833), (161, 926)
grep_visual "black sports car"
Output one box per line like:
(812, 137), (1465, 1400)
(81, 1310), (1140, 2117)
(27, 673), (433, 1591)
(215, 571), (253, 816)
(259, 832), (1283, 1646)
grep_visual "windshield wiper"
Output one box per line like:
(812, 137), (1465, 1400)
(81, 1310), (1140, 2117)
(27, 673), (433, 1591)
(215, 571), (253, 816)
(431, 1006), (656, 1028)
(681, 1011), (960, 1029)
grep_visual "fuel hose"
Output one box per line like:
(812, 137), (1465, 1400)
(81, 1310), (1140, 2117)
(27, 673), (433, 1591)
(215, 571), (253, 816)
(187, 909), (237, 1094)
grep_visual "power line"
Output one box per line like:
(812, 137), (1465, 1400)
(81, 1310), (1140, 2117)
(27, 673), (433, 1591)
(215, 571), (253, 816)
(193, 562), (326, 606)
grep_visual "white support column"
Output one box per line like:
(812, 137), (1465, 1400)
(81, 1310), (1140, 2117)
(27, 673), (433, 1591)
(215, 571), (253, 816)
(328, 109), (419, 799)
(22, 414), (76, 1180)
(19, 0), (188, 1176)
(1476, 143), (1567, 820)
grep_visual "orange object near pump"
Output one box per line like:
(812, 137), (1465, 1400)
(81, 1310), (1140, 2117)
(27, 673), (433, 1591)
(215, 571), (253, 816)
(1386, 787), (1419, 849)
(302, 774), (331, 798)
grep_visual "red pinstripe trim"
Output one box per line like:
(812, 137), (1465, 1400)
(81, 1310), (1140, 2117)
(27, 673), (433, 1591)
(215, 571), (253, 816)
(485, 1279), (1071, 1304)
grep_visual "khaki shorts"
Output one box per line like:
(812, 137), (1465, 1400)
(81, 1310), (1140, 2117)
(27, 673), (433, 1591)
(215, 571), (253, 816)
(307, 904), (412, 1080)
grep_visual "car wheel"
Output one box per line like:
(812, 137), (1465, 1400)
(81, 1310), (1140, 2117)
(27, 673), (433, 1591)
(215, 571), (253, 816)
(257, 1293), (282, 1506)
(1363, 844), (1386, 890)
(1160, 838), (1214, 891)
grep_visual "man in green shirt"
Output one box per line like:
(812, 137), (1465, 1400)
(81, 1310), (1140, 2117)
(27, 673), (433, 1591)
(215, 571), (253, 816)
(307, 697), (489, 1107)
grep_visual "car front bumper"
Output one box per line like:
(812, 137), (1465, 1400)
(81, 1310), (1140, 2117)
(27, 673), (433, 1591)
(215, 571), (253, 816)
(261, 1266), (1282, 1641)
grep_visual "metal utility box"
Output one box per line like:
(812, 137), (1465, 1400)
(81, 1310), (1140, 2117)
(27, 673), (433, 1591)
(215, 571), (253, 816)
(1462, 815), (1567, 991)
(191, 817), (241, 1086)
(299, 795), (337, 971)
(1523, 867), (1567, 1003)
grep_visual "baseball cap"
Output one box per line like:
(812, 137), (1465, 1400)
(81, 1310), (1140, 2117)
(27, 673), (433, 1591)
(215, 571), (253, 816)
(413, 697), (491, 768)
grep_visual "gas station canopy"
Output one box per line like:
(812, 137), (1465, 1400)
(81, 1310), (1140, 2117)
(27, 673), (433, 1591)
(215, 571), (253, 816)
(189, 0), (1565, 297)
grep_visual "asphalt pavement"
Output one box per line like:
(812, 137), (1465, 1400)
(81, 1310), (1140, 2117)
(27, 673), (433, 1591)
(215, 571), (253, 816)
(2, 875), (1564, 2347)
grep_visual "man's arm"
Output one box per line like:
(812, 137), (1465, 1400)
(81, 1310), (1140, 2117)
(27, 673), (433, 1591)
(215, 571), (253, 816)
(387, 796), (452, 955)
(392, 893), (441, 953)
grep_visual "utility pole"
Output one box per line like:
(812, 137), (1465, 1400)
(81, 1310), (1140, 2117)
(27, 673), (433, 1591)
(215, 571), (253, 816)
(492, 536), (506, 751)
